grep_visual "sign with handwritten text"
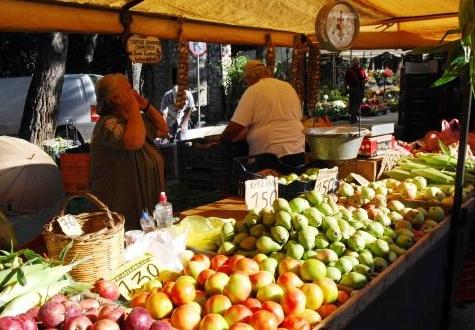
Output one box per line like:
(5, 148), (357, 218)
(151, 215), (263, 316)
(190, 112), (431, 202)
(127, 35), (162, 63)
(109, 254), (161, 300)
(245, 177), (279, 210)
(314, 167), (338, 195)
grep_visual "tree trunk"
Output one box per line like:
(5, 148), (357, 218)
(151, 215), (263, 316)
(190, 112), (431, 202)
(19, 32), (68, 145)
(206, 44), (225, 124)
(66, 34), (97, 73)
(142, 40), (176, 108)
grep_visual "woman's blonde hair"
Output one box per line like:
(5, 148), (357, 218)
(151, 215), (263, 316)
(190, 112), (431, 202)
(95, 73), (127, 115)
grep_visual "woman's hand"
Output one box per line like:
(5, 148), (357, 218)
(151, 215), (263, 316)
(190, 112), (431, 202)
(133, 90), (149, 110)
(115, 89), (140, 120)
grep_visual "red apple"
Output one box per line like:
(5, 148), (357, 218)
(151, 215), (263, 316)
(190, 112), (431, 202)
(205, 294), (232, 315)
(248, 310), (278, 330)
(125, 307), (152, 330)
(198, 313), (228, 330)
(170, 280), (196, 306)
(191, 254), (211, 269)
(63, 315), (92, 330)
(261, 301), (284, 325)
(281, 314), (310, 330)
(0, 317), (25, 330)
(277, 272), (304, 291)
(93, 279), (120, 301)
(197, 269), (216, 289)
(223, 304), (253, 325)
(170, 304), (201, 330)
(149, 320), (173, 330)
(250, 271), (275, 292)
(79, 299), (100, 311)
(234, 258), (260, 275)
(18, 314), (38, 330)
(281, 288), (306, 316)
(241, 298), (262, 312)
(223, 273), (252, 304)
(91, 319), (120, 330)
(38, 300), (65, 328)
(210, 255), (228, 271)
(205, 272), (229, 296)
(97, 305), (125, 322)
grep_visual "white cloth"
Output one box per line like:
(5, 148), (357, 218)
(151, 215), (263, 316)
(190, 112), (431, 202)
(231, 78), (305, 158)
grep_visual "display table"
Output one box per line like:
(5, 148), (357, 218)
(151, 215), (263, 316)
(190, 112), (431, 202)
(179, 196), (475, 330)
(179, 197), (247, 220)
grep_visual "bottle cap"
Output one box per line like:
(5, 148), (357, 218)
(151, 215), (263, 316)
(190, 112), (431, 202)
(159, 191), (167, 202)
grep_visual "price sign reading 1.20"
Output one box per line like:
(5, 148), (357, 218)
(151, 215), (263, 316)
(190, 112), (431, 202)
(245, 177), (279, 210)
(108, 254), (161, 300)
(314, 167), (339, 195)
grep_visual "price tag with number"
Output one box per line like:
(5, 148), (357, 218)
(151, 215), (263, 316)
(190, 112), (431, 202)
(314, 167), (338, 195)
(377, 150), (403, 179)
(108, 254), (162, 300)
(57, 214), (83, 236)
(245, 176), (279, 210)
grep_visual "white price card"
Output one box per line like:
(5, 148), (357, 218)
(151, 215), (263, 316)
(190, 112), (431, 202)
(377, 150), (403, 179)
(57, 214), (83, 236)
(108, 254), (162, 300)
(245, 176), (279, 210)
(314, 167), (339, 195)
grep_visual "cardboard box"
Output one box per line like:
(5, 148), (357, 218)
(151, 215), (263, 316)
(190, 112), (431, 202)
(359, 135), (395, 157)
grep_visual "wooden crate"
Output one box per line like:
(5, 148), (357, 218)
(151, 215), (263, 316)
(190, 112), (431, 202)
(309, 157), (383, 182)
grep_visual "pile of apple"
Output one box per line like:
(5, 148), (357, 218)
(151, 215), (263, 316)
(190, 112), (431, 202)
(216, 178), (446, 291)
(278, 168), (320, 185)
(127, 252), (347, 330)
(0, 279), (145, 330)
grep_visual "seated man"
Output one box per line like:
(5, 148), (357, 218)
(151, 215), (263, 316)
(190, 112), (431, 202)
(221, 60), (305, 166)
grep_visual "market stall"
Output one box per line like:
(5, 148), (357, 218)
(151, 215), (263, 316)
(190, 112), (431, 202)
(1, 1), (474, 330)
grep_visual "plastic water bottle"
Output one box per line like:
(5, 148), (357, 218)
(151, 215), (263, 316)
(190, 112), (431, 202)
(140, 211), (155, 233)
(155, 192), (173, 228)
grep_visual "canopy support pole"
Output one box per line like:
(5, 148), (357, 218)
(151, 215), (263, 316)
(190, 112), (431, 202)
(441, 81), (473, 328)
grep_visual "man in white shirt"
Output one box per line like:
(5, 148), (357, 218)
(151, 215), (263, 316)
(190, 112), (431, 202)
(160, 74), (196, 141)
(221, 60), (305, 166)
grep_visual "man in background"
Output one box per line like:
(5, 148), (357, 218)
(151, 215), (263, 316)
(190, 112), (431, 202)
(160, 70), (196, 141)
(345, 57), (368, 124)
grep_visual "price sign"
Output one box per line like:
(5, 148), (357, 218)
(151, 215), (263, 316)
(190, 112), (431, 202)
(377, 150), (403, 179)
(245, 176), (279, 210)
(314, 167), (338, 195)
(350, 173), (370, 186)
(57, 214), (83, 236)
(127, 35), (162, 64)
(108, 254), (162, 300)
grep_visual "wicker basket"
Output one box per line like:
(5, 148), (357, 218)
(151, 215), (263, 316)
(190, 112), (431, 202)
(43, 193), (125, 283)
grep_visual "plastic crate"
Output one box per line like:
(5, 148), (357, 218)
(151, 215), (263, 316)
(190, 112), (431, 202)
(231, 153), (317, 200)
(179, 168), (231, 191)
(60, 153), (90, 193)
(178, 138), (248, 171)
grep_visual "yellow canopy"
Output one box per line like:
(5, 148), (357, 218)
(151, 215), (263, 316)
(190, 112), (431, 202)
(0, 0), (460, 49)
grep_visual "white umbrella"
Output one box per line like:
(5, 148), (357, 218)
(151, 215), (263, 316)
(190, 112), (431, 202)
(0, 136), (64, 213)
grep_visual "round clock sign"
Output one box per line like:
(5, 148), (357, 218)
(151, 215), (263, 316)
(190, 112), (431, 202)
(316, 1), (360, 51)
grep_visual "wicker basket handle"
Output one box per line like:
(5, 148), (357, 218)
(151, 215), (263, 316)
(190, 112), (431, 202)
(58, 193), (115, 228)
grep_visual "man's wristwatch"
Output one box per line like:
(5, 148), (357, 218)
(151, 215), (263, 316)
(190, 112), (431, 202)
(142, 101), (151, 113)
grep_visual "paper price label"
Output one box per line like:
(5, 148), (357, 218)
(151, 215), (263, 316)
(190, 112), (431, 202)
(314, 167), (338, 195)
(57, 214), (83, 236)
(378, 150), (403, 178)
(109, 254), (161, 300)
(245, 176), (279, 210)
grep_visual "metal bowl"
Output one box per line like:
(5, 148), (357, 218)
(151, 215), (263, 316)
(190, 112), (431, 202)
(305, 127), (369, 160)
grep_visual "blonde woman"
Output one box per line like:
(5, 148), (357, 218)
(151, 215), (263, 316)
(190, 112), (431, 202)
(90, 74), (168, 229)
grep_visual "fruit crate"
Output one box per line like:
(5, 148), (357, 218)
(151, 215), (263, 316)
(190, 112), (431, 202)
(177, 137), (248, 171)
(231, 153), (317, 200)
(179, 167), (232, 191)
(60, 153), (90, 193)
